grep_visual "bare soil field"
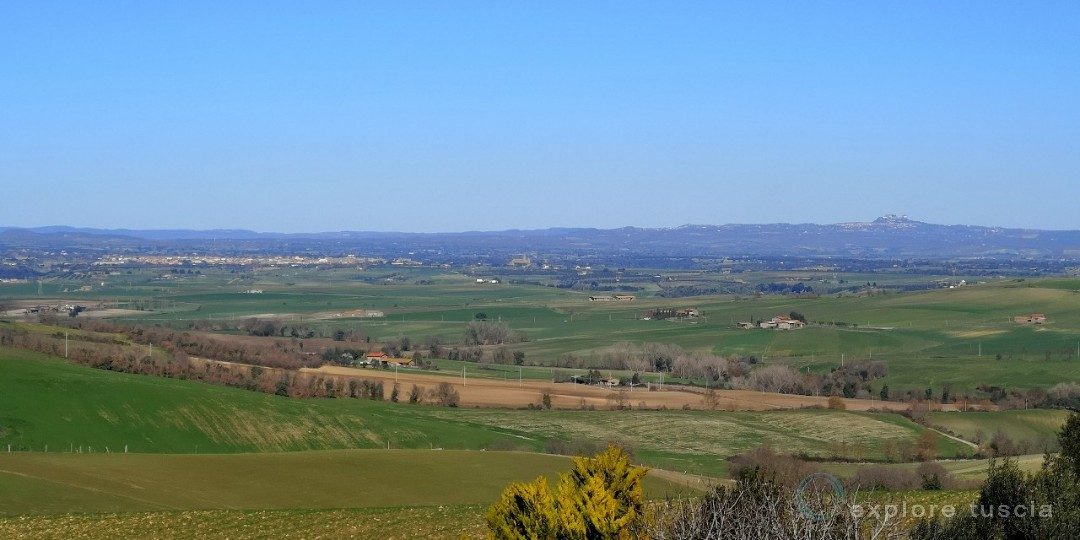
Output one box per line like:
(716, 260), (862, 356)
(304, 364), (965, 412)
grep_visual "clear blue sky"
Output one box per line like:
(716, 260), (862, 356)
(2, 1), (1078, 232)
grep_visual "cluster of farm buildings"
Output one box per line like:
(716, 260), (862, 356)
(345, 351), (414, 368)
(738, 315), (807, 330)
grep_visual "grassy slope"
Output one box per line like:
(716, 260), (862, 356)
(0, 450), (685, 517)
(427, 408), (972, 476)
(0, 348), (513, 454)
(925, 409), (1071, 446)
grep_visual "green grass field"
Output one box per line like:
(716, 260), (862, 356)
(423, 408), (972, 476)
(0, 449), (688, 517)
(0, 347), (516, 454)
(926, 410), (1071, 448)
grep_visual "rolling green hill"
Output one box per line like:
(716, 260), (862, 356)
(0, 347), (971, 479)
(0, 348), (511, 454)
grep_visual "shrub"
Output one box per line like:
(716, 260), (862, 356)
(917, 462), (947, 490)
(408, 384), (423, 404)
(429, 382), (460, 407)
(850, 464), (919, 491)
(728, 446), (819, 487)
(486, 446), (647, 539)
(827, 395), (846, 410)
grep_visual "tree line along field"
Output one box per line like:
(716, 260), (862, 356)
(0, 347), (973, 478)
(7, 269), (1080, 397)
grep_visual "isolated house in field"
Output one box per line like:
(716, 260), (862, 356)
(613, 294), (636, 301)
(589, 295), (614, 302)
(1014, 313), (1047, 324)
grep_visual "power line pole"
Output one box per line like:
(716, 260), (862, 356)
(65, 332), (69, 358)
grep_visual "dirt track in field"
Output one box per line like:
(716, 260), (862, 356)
(302, 365), (963, 412)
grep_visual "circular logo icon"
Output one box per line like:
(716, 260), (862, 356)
(794, 472), (846, 522)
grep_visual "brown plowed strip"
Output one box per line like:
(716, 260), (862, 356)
(302, 365), (966, 412)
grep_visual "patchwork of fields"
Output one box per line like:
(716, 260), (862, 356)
(7, 270), (1079, 396)
(1, 273), (1077, 537)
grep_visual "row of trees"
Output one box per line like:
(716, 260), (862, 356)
(0, 325), (464, 407)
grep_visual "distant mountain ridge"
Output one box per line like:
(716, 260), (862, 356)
(2, 216), (1080, 259)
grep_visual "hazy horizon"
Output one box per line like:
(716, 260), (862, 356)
(7, 213), (1080, 236)
(4, 2), (1078, 232)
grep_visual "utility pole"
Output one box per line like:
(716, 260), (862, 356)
(65, 332), (69, 358)
(519, 366), (522, 387)
(462, 364), (466, 386)
(841, 353), (845, 368)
